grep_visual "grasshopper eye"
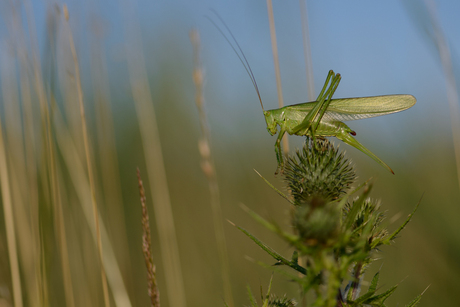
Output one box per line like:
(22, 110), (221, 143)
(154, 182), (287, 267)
(350, 131), (356, 136)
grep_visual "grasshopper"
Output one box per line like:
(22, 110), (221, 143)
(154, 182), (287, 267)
(263, 70), (416, 174)
(211, 15), (416, 174)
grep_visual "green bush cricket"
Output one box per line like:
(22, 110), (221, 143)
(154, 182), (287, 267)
(212, 16), (416, 174)
(263, 70), (416, 174)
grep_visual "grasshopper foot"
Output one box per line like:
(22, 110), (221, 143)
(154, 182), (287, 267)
(274, 161), (285, 175)
(274, 165), (282, 175)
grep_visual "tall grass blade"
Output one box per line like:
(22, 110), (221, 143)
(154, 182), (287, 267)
(190, 29), (234, 307)
(266, 0), (289, 155)
(119, 0), (187, 306)
(9, 5), (42, 304)
(90, 15), (134, 286)
(53, 104), (132, 307)
(63, 5), (110, 306)
(404, 0), (460, 192)
(0, 84), (23, 307)
(22, 1), (61, 304)
(298, 0), (315, 102)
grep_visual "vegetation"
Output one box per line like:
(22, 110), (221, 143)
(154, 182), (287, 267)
(235, 138), (423, 306)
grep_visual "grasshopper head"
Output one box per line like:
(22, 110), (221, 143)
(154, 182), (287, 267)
(264, 110), (278, 135)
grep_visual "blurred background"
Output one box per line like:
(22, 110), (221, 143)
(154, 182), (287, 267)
(0, 0), (459, 306)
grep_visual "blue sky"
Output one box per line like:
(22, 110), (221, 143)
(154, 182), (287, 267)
(9, 0), (460, 155)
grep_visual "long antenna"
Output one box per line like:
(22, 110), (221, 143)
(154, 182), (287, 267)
(207, 10), (265, 111)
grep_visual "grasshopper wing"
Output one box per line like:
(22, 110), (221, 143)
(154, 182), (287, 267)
(322, 94), (416, 122)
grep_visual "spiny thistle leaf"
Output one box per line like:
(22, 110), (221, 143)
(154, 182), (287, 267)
(343, 196), (389, 251)
(234, 224), (307, 275)
(384, 196), (422, 244)
(342, 185), (372, 230)
(262, 276), (275, 307)
(405, 285), (429, 307)
(268, 295), (297, 307)
(368, 270), (380, 294)
(366, 284), (398, 305)
(405, 295), (422, 307)
(247, 285), (258, 307)
(353, 271), (380, 304)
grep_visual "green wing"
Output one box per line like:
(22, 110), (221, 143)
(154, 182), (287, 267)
(290, 94), (416, 122)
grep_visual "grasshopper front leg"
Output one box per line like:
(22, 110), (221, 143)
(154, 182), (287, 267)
(275, 126), (286, 174)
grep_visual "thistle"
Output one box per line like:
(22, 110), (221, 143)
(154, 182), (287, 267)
(285, 138), (356, 246)
(283, 137), (356, 204)
(235, 137), (423, 307)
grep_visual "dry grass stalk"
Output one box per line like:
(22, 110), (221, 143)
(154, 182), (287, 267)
(42, 8), (77, 307)
(298, 0), (316, 102)
(190, 29), (234, 307)
(137, 168), (160, 307)
(63, 5), (110, 307)
(53, 99), (133, 307)
(90, 16), (133, 280)
(11, 6), (42, 304)
(119, 0), (187, 305)
(424, 0), (460, 194)
(266, 0), (289, 155)
(0, 92), (23, 307)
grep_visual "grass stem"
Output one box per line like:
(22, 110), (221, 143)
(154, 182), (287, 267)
(63, 5), (110, 307)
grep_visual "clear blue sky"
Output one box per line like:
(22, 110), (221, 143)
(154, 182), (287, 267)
(15, 0), (460, 151)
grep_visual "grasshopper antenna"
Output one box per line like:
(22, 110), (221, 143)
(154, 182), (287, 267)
(207, 10), (265, 112)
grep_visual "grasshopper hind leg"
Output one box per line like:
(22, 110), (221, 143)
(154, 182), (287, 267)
(336, 130), (394, 174)
(291, 71), (342, 136)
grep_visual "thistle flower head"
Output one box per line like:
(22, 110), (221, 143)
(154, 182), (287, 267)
(283, 137), (356, 204)
(283, 137), (357, 245)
